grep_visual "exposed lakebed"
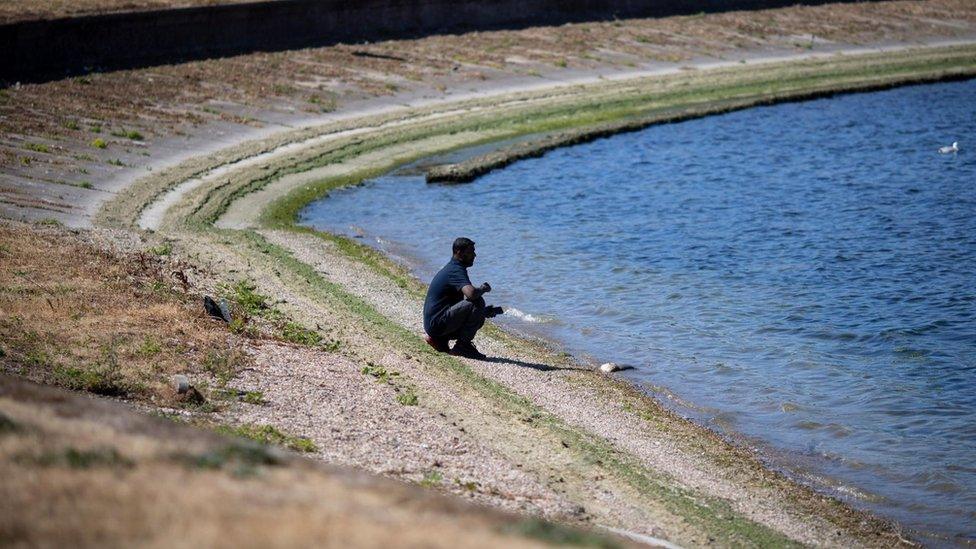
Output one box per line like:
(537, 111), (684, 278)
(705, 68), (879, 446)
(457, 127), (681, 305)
(302, 79), (976, 543)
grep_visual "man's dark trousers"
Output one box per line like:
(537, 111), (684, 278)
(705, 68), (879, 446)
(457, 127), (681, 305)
(429, 296), (486, 343)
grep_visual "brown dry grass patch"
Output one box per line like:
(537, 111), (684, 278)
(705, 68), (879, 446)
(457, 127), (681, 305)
(1, 377), (614, 549)
(0, 222), (249, 404)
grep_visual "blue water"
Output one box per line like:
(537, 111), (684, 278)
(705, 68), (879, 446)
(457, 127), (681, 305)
(302, 79), (976, 543)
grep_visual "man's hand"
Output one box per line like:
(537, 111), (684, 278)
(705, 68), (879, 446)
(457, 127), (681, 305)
(479, 282), (492, 294)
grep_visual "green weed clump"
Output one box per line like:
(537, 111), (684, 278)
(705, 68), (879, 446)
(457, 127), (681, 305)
(25, 143), (51, 154)
(420, 470), (443, 487)
(202, 348), (244, 386)
(320, 338), (341, 352)
(289, 437), (318, 453)
(217, 423), (317, 453)
(111, 129), (144, 141)
(22, 346), (51, 369)
(361, 362), (399, 384)
(91, 138), (107, 149)
(396, 389), (418, 406)
(280, 322), (322, 346)
(228, 317), (259, 338)
(148, 242), (172, 256)
(137, 336), (162, 357)
(241, 390), (265, 405)
(227, 280), (270, 316)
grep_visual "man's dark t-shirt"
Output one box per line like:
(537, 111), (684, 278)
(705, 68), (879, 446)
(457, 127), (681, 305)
(423, 258), (472, 335)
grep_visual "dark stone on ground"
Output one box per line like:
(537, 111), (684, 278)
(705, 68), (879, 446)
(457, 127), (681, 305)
(203, 296), (232, 323)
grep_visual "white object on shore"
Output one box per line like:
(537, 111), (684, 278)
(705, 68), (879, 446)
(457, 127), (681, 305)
(599, 362), (620, 373)
(173, 374), (190, 394)
(939, 141), (959, 154)
(599, 525), (685, 549)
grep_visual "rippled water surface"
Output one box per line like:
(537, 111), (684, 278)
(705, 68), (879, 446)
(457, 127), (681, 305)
(302, 80), (976, 542)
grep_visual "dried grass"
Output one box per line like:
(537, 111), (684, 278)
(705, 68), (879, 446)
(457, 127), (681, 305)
(0, 222), (250, 403)
(0, 378), (573, 549)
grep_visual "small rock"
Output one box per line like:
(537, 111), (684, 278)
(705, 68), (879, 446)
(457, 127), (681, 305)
(599, 362), (619, 373)
(172, 374), (190, 394)
(203, 295), (232, 323)
(172, 375), (205, 404)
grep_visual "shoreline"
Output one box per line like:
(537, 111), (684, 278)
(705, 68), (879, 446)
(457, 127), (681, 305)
(88, 42), (976, 546)
(424, 66), (976, 183)
(249, 49), (976, 543)
(290, 70), (965, 538)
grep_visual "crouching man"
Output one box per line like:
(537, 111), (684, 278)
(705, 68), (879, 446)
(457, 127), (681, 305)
(423, 237), (503, 360)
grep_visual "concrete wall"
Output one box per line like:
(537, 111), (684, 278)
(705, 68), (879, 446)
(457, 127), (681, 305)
(2, 0), (854, 83)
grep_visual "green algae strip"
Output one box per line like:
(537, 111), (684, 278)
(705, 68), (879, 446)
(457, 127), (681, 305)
(105, 46), (976, 231)
(429, 56), (976, 182)
(108, 45), (976, 233)
(253, 44), (976, 231)
(228, 228), (800, 547)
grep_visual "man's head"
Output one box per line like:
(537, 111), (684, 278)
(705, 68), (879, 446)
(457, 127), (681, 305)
(452, 237), (476, 267)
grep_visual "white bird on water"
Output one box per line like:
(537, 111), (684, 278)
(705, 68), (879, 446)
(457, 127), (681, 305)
(939, 141), (959, 154)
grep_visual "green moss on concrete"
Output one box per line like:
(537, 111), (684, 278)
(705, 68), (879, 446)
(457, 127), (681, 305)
(253, 45), (976, 229)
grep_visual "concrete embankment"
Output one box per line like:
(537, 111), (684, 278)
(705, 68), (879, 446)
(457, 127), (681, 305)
(109, 43), (976, 233)
(4, 0), (866, 83)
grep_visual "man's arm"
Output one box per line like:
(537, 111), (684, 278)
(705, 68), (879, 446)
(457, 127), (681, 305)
(461, 282), (491, 301)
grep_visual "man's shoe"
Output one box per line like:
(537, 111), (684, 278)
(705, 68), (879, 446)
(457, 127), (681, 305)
(450, 340), (487, 360)
(424, 333), (450, 353)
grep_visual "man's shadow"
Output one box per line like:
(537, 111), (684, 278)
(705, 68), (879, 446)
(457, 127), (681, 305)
(481, 356), (582, 372)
